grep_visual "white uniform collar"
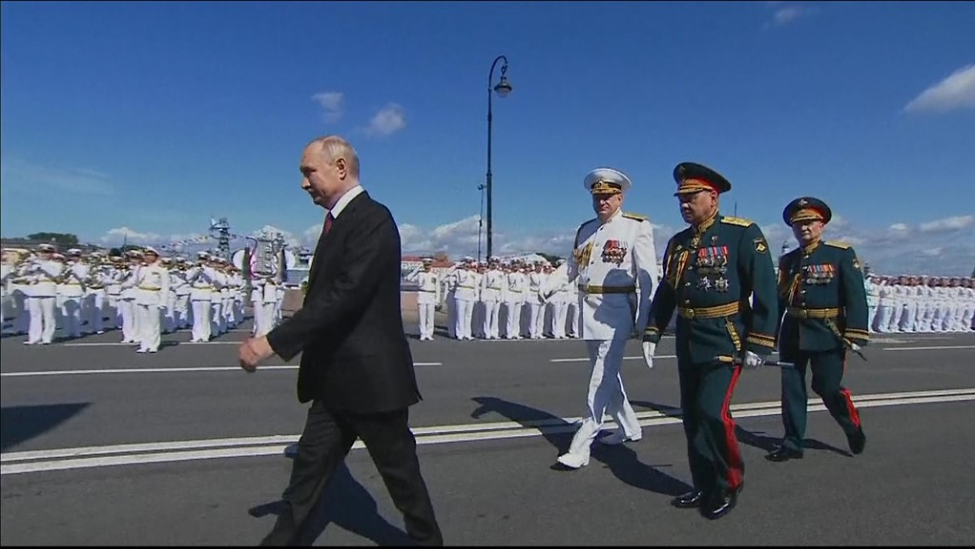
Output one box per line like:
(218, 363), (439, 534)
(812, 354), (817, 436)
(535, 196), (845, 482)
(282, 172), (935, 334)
(600, 208), (623, 225)
(328, 185), (364, 219)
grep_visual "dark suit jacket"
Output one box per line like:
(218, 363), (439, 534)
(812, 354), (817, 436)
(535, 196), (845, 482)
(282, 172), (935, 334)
(266, 191), (421, 413)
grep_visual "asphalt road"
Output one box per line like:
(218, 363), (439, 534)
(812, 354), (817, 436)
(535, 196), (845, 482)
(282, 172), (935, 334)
(2, 321), (974, 546)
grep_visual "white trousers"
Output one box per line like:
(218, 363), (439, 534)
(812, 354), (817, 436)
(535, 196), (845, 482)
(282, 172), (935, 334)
(897, 301), (917, 332)
(174, 294), (190, 329)
(552, 299), (569, 338)
(453, 298), (473, 340)
(564, 339), (642, 459)
(482, 300), (500, 339)
(211, 301), (224, 336)
(86, 293), (105, 333)
(528, 302), (543, 339)
(15, 293), (30, 334)
(60, 297), (83, 338)
(417, 302), (435, 339)
(961, 305), (974, 331)
(137, 303), (161, 352)
(191, 300), (212, 342)
(918, 304), (937, 332)
(27, 296), (57, 344)
(118, 299), (138, 342)
(503, 301), (522, 339)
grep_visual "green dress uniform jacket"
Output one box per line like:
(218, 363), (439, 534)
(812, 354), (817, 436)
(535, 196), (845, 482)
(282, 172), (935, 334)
(644, 214), (779, 362)
(776, 240), (870, 357)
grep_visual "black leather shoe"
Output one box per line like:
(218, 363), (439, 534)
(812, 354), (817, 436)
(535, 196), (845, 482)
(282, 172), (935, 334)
(766, 446), (804, 462)
(701, 485), (741, 520)
(671, 490), (705, 509)
(847, 427), (866, 455)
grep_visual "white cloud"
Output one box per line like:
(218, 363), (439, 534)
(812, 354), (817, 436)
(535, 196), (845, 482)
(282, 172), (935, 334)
(92, 210), (975, 278)
(304, 223), (324, 245)
(311, 91), (344, 123)
(763, 2), (815, 29)
(364, 103), (407, 137)
(919, 215), (974, 233)
(99, 227), (161, 245)
(1, 157), (114, 196)
(904, 64), (975, 114)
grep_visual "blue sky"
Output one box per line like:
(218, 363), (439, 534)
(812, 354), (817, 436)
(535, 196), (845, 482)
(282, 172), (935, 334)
(1, 1), (973, 275)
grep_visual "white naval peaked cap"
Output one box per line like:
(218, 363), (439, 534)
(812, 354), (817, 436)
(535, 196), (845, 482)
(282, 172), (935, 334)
(197, 251), (209, 258)
(144, 246), (161, 256)
(66, 248), (82, 255)
(38, 243), (57, 252)
(583, 167), (632, 195)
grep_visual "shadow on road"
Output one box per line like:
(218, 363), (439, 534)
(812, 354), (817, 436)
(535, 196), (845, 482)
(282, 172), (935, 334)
(248, 461), (411, 546)
(630, 399), (852, 457)
(1, 403), (91, 452)
(470, 396), (691, 498)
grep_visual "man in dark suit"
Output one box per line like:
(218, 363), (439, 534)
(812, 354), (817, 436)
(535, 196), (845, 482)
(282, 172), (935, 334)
(238, 135), (442, 546)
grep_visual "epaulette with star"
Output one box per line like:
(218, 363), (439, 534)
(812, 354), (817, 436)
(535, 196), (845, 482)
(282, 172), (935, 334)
(720, 216), (754, 227)
(622, 212), (649, 222)
(825, 240), (851, 249)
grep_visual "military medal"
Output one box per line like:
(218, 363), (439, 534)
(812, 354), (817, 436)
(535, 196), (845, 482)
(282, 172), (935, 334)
(697, 277), (712, 291)
(715, 276), (729, 292)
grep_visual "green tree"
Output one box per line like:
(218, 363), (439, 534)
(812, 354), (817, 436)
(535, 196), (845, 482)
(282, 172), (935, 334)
(27, 232), (79, 246)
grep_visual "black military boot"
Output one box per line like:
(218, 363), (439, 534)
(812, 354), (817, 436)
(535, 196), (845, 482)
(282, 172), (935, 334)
(847, 427), (866, 455)
(671, 490), (706, 509)
(766, 445), (804, 462)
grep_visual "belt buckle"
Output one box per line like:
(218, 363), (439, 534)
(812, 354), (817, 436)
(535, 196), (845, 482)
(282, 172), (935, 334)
(685, 308), (696, 319)
(800, 309), (810, 319)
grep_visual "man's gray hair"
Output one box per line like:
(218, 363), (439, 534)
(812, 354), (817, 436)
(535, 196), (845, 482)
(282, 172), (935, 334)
(310, 135), (360, 179)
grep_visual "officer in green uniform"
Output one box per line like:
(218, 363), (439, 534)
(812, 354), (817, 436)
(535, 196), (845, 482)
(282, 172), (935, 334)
(768, 197), (868, 462)
(643, 162), (779, 520)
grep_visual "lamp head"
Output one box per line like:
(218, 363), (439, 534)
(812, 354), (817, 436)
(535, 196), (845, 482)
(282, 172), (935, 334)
(494, 76), (512, 98)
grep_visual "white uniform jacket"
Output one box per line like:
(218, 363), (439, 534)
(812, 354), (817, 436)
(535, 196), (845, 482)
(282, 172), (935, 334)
(543, 209), (659, 340)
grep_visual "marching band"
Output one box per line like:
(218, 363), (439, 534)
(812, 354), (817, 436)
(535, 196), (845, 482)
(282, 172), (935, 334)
(0, 245), (285, 350)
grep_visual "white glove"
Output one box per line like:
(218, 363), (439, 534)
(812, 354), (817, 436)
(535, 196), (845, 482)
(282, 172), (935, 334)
(743, 350), (764, 369)
(849, 342), (862, 353)
(642, 341), (656, 370)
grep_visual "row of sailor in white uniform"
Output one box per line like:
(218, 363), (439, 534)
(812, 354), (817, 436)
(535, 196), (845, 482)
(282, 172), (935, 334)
(1, 246), (285, 351)
(406, 257), (582, 341)
(864, 274), (975, 333)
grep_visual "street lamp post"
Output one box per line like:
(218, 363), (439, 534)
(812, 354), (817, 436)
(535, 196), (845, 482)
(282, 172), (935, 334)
(477, 183), (486, 264)
(486, 55), (512, 261)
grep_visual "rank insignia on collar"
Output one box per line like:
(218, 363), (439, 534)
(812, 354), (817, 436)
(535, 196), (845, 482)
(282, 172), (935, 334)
(754, 237), (768, 254)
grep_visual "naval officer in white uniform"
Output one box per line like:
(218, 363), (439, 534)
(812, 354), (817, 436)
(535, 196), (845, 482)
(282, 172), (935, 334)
(540, 167), (659, 469)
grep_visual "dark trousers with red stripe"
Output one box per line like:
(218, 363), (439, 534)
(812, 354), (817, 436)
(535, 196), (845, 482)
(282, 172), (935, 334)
(778, 348), (862, 452)
(677, 359), (745, 497)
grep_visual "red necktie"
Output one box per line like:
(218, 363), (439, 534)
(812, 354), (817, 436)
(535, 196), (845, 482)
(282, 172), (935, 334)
(324, 212), (334, 236)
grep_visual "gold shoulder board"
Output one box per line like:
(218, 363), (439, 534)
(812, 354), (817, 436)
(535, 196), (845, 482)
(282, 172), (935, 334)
(622, 212), (649, 222)
(721, 216), (753, 227)
(826, 240), (851, 249)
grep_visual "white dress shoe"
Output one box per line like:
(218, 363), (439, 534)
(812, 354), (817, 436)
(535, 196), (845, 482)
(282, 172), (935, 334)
(599, 431), (643, 446)
(556, 452), (590, 469)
